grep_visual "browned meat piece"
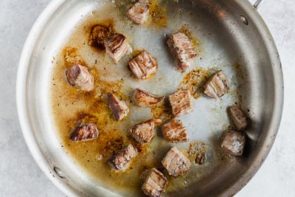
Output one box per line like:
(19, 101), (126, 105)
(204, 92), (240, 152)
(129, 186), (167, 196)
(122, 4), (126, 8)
(133, 89), (164, 107)
(107, 93), (129, 121)
(89, 24), (112, 49)
(162, 119), (188, 142)
(128, 51), (158, 79)
(161, 147), (191, 177)
(65, 64), (94, 92)
(142, 168), (168, 197)
(195, 152), (206, 165)
(167, 32), (197, 72)
(169, 89), (192, 116)
(204, 71), (229, 98)
(104, 33), (132, 63)
(70, 123), (99, 142)
(127, 0), (149, 24)
(228, 106), (248, 130)
(109, 144), (138, 171)
(221, 131), (246, 156)
(129, 119), (161, 144)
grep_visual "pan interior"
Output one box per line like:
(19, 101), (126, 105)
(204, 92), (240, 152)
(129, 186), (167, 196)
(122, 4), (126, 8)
(25, 0), (277, 196)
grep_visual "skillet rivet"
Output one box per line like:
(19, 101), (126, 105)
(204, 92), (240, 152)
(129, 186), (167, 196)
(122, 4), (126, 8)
(240, 15), (249, 25)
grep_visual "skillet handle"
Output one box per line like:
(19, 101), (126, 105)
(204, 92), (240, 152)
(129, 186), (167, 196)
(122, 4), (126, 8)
(253, 0), (263, 9)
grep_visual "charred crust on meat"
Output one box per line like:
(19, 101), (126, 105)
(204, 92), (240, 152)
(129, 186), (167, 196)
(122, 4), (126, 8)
(129, 119), (162, 144)
(127, 0), (150, 25)
(221, 130), (246, 156)
(161, 147), (191, 177)
(228, 106), (248, 131)
(107, 93), (129, 121)
(168, 89), (192, 116)
(128, 50), (158, 80)
(109, 144), (138, 171)
(65, 64), (95, 92)
(142, 168), (168, 197)
(133, 89), (164, 107)
(70, 123), (99, 142)
(88, 24), (113, 50)
(167, 32), (197, 72)
(203, 71), (229, 98)
(104, 33), (132, 63)
(162, 119), (188, 142)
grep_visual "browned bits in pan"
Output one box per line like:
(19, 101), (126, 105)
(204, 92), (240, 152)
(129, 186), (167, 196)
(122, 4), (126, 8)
(89, 24), (113, 50)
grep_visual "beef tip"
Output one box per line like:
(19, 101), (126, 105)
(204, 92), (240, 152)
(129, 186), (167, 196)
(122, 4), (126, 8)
(89, 24), (112, 49)
(169, 89), (192, 116)
(221, 131), (246, 156)
(70, 123), (99, 142)
(195, 152), (206, 165)
(142, 168), (168, 197)
(228, 106), (248, 130)
(107, 93), (129, 121)
(133, 89), (164, 107)
(65, 64), (94, 92)
(127, 0), (149, 24)
(204, 71), (229, 98)
(104, 33), (132, 63)
(167, 32), (197, 72)
(128, 50), (158, 79)
(162, 119), (188, 142)
(129, 119), (162, 144)
(161, 147), (191, 177)
(109, 144), (138, 171)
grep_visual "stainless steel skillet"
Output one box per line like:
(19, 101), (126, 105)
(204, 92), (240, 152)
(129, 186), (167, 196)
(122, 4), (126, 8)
(16, 0), (283, 196)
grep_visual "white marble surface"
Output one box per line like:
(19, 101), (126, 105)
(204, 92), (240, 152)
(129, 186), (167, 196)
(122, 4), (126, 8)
(0, 0), (294, 196)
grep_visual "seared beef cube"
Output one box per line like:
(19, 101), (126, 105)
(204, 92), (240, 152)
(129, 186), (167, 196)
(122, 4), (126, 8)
(142, 168), (168, 197)
(129, 51), (158, 79)
(127, 0), (149, 24)
(161, 147), (191, 177)
(89, 24), (112, 49)
(162, 119), (188, 142)
(195, 152), (206, 165)
(169, 89), (192, 116)
(104, 33), (132, 63)
(70, 123), (99, 142)
(204, 71), (229, 98)
(109, 144), (138, 171)
(129, 119), (161, 144)
(133, 89), (164, 107)
(221, 131), (246, 156)
(107, 93), (129, 121)
(167, 32), (197, 72)
(228, 106), (248, 130)
(65, 64), (94, 92)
